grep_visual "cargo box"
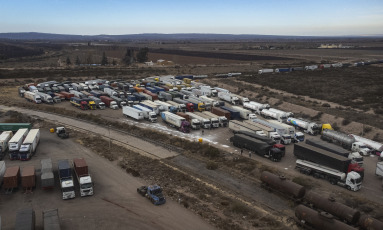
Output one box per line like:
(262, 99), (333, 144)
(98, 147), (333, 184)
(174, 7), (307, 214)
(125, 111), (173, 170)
(15, 208), (35, 230)
(73, 158), (89, 177)
(43, 209), (61, 230)
(21, 166), (36, 188)
(3, 166), (20, 189)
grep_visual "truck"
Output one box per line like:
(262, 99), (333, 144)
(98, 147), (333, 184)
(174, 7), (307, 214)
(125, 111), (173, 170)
(71, 83), (83, 91)
(296, 159), (361, 191)
(19, 129), (40, 161)
(69, 90), (86, 99)
(202, 111), (228, 127)
(176, 112), (200, 130)
(139, 101), (160, 114)
(3, 166), (20, 193)
(122, 106), (144, 120)
(24, 91), (42, 104)
(111, 95), (127, 108)
(8, 128), (29, 160)
(15, 208), (35, 230)
(251, 119), (292, 144)
(21, 165), (35, 191)
(0, 123), (31, 132)
(166, 100), (187, 113)
(258, 69), (274, 74)
(230, 94), (249, 105)
(100, 96), (119, 109)
(81, 98), (96, 110)
(43, 209), (61, 230)
(260, 109), (287, 122)
(133, 105), (157, 122)
(321, 129), (371, 156)
(104, 87), (118, 97)
(185, 97), (205, 112)
(294, 143), (364, 178)
(18, 87), (26, 97)
(188, 96), (211, 111)
(0, 161), (5, 186)
(199, 96), (221, 107)
(191, 88), (205, 97)
(305, 65), (318, 70)
(158, 91), (173, 101)
(218, 92), (239, 105)
(230, 134), (284, 161)
(70, 97), (88, 110)
(243, 102), (268, 114)
(153, 100), (176, 112)
(243, 120), (281, 142)
(211, 107), (231, 120)
(186, 112), (211, 129)
(0, 131), (13, 158)
(89, 96), (106, 109)
(142, 91), (159, 101)
(58, 159), (75, 200)
(161, 111), (190, 133)
(73, 158), (94, 197)
(197, 112), (219, 128)
(268, 108), (294, 119)
(286, 117), (332, 135)
(173, 98), (194, 112)
(59, 92), (74, 100)
(349, 134), (383, 156)
(41, 158), (55, 189)
(200, 86), (218, 97)
(220, 106), (241, 120)
(137, 185), (166, 205)
(229, 120), (267, 136)
(235, 130), (285, 156)
(267, 120), (296, 138)
(232, 106), (256, 120)
(213, 87), (230, 94)
(306, 139), (364, 166)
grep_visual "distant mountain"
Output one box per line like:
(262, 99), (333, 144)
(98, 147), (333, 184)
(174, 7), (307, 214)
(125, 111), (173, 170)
(1, 32), (379, 41)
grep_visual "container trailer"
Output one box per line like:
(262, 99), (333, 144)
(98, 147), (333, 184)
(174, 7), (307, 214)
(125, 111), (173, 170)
(43, 209), (61, 230)
(218, 92), (239, 105)
(176, 112), (200, 130)
(8, 128), (29, 160)
(58, 159), (75, 199)
(41, 158), (55, 189)
(0, 131), (13, 158)
(161, 112), (190, 133)
(122, 106), (144, 120)
(202, 111), (228, 127)
(73, 158), (94, 197)
(133, 105), (157, 122)
(24, 91), (42, 104)
(321, 129), (371, 156)
(19, 129), (40, 161)
(286, 117), (332, 135)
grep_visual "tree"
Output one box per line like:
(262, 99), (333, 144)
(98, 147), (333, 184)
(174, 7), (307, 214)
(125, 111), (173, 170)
(66, 56), (71, 65)
(101, 52), (108, 66)
(123, 48), (134, 65)
(75, 56), (81, 65)
(136, 47), (149, 63)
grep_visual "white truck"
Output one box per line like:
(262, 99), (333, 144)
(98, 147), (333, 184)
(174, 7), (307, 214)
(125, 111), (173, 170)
(104, 88), (118, 97)
(202, 111), (228, 127)
(154, 100), (174, 112)
(230, 94), (249, 105)
(214, 87), (230, 94)
(89, 96), (106, 109)
(122, 106), (144, 120)
(321, 129), (371, 156)
(186, 112), (211, 129)
(231, 106), (256, 120)
(8, 128), (29, 160)
(133, 105), (157, 122)
(252, 119), (291, 144)
(111, 95), (127, 108)
(286, 117), (321, 136)
(243, 120), (281, 143)
(349, 134), (383, 156)
(36, 92), (54, 104)
(268, 108), (293, 119)
(229, 120), (266, 136)
(79, 83), (90, 91)
(218, 92), (239, 105)
(199, 96), (220, 107)
(24, 91), (42, 104)
(305, 65), (318, 70)
(198, 112), (219, 128)
(58, 159), (76, 200)
(258, 69), (274, 74)
(161, 111), (190, 133)
(73, 158), (94, 197)
(260, 109), (288, 123)
(200, 86), (218, 97)
(296, 159), (361, 191)
(0, 131), (13, 157)
(139, 101), (160, 115)
(166, 100), (187, 113)
(19, 129), (40, 160)
(244, 101), (270, 114)
(267, 120), (296, 138)
(69, 90), (86, 99)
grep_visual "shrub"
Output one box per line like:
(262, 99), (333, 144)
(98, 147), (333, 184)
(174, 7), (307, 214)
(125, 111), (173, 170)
(342, 119), (351, 126)
(322, 103), (331, 107)
(363, 126), (372, 134)
(206, 161), (219, 170)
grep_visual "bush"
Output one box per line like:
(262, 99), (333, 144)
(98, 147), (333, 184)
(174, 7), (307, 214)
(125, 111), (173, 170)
(206, 161), (219, 170)
(322, 103), (331, 107)
(230, 201), (251, 215)
(342, 119), (351, 126)
(363, 126), (372, 134)
(204, 146), (220, 158)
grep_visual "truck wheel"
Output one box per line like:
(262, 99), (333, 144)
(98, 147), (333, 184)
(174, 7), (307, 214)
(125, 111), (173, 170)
(347, 186), (351, 190)
(330, 180), (336, 185)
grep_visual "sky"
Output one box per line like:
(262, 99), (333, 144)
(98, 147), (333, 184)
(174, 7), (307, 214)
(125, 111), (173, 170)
(1, 0), (382, 36)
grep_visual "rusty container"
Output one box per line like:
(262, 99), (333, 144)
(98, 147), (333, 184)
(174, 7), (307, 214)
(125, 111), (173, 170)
(260, 171), (305, 199)
(21, 166), (36, 188)
(3, 166), (20, 189)
(358, 214), (383, 230)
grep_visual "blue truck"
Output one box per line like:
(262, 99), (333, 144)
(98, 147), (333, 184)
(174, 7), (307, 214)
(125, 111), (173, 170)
(153, 86), (165, 93)
(133, 93), (146, 102)
(220, 106), (240, 120)
(137, 185), (166, 205)
(58, 159), (75, 200)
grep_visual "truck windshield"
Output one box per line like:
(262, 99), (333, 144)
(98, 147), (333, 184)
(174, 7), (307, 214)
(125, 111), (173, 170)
(213, 120), (219, 124)
(193, 122), (201, 126)
(150, 115), (157, 118)
(81, 183), (93, 189)
(62, 187), (74, 193)
(204, 121), (210, 125)
(200, 105), (205, 109)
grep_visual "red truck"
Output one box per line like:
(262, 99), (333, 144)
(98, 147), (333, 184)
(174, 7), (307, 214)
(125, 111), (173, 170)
(212, 107), (231, 120)
(143, 90), (159, 101)
(100, 96), (118, 109)
(4, 166), (20, 193)
(54, 93), (65, 100)
(60, 92), (75, 100)
(21, 165), (36, 192)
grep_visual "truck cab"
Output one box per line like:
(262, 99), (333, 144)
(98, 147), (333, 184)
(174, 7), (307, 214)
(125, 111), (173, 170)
(280, 134), (292, 145)
(293, 132), (305, 143)
(61, 180), (75, 199)
(249, 114), (257, 120)
(110, 101), (119, 110)
(351, 142), (371, 156)
(349, 152), (363, 166)
(149, 112), (157, 123)
(344, 171), (362, 191)
(190, 119), (201, 130)
(269, 132), (281, 144)
(79, 176), (93, 197)
(19, 144), (33, 160)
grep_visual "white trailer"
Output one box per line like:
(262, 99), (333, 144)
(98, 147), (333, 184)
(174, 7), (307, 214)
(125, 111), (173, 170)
(8, 128), (29, 160)
(258, 69), (274, 74)
(198, 112), (219, 128)
(133, 105), (157, 122)
(154, 100), (173, 112)
(286, 117), (320, 135)
(19, 129), (40, 160)
(218, 92), (239, 105)
(268, 108), (294, 119)
(122, 106), (144, 120)
(69, 90), (86, 99)
(71, 83), (83, 91)
(36, 92), (54, 104)
(199, 96), (220, 107)
(243, 102), (269, 114)
(140, 101), (161, 114)
(161, 111), (190, 133)
(243, 120), (281, 143)
(166, 101), (187, 112)
(202, 111), (228, 127)
(0, 131), (13, 156)
(252, 119), (291, 144)
(24, 91), (42, 104)
(267, 120), (296, 137)
(230, 94), (249, 105)
(349, 134), (383, 155)
(186, 112), (211, 129)
(104, 88), (118, 97)
(213, 87), (230, 94)
(231, 106), (256, 120)
(200, 86), (218, 97)
(229, 120), (266, 136)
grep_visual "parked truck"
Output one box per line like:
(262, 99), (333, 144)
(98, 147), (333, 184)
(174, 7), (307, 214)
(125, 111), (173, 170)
(213, 87), (230, 94)
(229, 120), (266, 136)
(189, 96), (212, 110)
(197, 112), (219, 128)
(58, 159), (75, 200)
(139, 101), (160, 114)
(230, 134), (284, 161)
(211, 107), (231, 120)
(15, 208), (35, 230)
(258, 69), (274, 74)
(176, 112), (200, 130)
(173, 98), (194, 112)
(0, 131), (13, 159)
(0, 161), (5, 186)
(89, 96), (106, 109)
(230, 94), (249, 105)
(260, 109), (288, 122)
(245, 120), (282, 144)
(286, 117), (332, 135)
(167, 100), (187, 113)
(41, 158), (55, 189)
(159, 91), (172, 101)
(8, 128), (29, 160)
(243, 102), (268, 114)
(218, 92), (239, 105)
(111, 95), (127, 108)
(104, 87), (118, 97)
(43, 209), (61, 230)
(19, 129), (40, 161)
(294, 143), (364, 178)
(321, 129), (371, 156)
(122, 106), (144, 120)
(220, 106), (241, 120)
(202, 111), (228, 127)
(349, 134), (383, 156)
(268, 108), (294, 119)
(186, 112), (211, 129)
(36, 92), (54, 104)
(70, 97), (88, 110)
(100, 96), (119, 109)
(133, 105), (157, 122)
(21, 165), (35, 191)
(231, 106), (256, 120)
(73, 158), (94, 197)
(185, 97), (205, 112)
(200, 86), (218, 97)
(24, 91), (42, 104)
(252, 119), (292, 144)
(199, 96), (220, 107)
(161, 111), (190, 133)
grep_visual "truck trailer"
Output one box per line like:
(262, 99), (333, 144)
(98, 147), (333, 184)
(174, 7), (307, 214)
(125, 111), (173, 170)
(133, 105), (157, 122)
(100, 96), (119, 110)
(229, 120), (266, 136)
(58, 159), (75, 200)
(321, 129), (371, 156)
(41, 158), (55, 189)
(122, 106), (144, 120)
(231, 106), (256, 120)
(8, 128), (29, 160)
(24, 91), (42, 104)
(3, 166), (20, 193)
(43, 209), (61, 230)
(243, 102), (269, 114)
(21, 165), (36, 191)
(161, 112), (190, 133)
(286, 117), (331, 135)
(0, 131), (13, 158)
(15, 208), (35, 230)
(252, 119), (292, 145)
(176, 112), (201, 130)
(73, 158), (94, 197)
(202, 111), (228, 127)
(173, 98), (194, 112)
(186, 112), (211, 129)
(218, 92), (239, 105)
(18, 129), (40, 161)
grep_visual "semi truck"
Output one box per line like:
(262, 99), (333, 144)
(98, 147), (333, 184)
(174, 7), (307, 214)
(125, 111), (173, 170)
(197, 112), (219, 128)
(89, 96), (106, 109)
(153, 100), (176, 112)
(161, 111), (190, 133)
(111, 95), (127, 108)
(260, 109), (287, 122)
(8, 128), (29, 160)
(69, 90), (86, 99)
(159, 91), (172, 101)
(321, 129), (371, 156)
(142, 91), (159, 101)
(173, 98), (194, 112)
(166, 100), (187, 113)
(3, 166), (20, 193)
(21, 165), (35, 191)
(286, 117), (332, 135)
(199, 96), (221, 107)
(243, 120), (281, 143)
(202, 111), (228, 127)
(220, 106), (240, 120)
(176, 112), (201, 130)
(19, 129), (40, 161)
(0, 131), (13, 158)
(230, 94), (249, 105)
(349, 134), (383, 156)
(267, 120), (296, 138)
(36, 92), (54, 104)
(70, 97), (88, 110)
(200, 86), (218, 97)
(139, 101), (161, 114)
(43, 209), (61, 230)
(186, 112), (211, 129)
(24, 91), (42, 104)
(268, 108), (294, 119)
(294, 143), (364, 178)
(236, 130), (285, 156)
(218, 92), (239, 105)
(73, 158), (94, 197)
(258, 69), (274, 74)
(252, 119), (292, 144)
(189, 96), (212, 110)
(133, 105), (157, 122)
(58, 159), (75, 200)
(185, 97), (205, 112)
(231, 106), (256, 120)
(229, 120), (266, 136)
(213, 87), (230, 94)
(230, 134), (284, 162)
(100, 96), (119, 110)
(122, 106), (144, 120)
(211, 107), (231, 120)
(41, 158), (55, 189)
(104, 88), (118, 97)
(306, 139), (363, 166)
(243, 102), (268, 114)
